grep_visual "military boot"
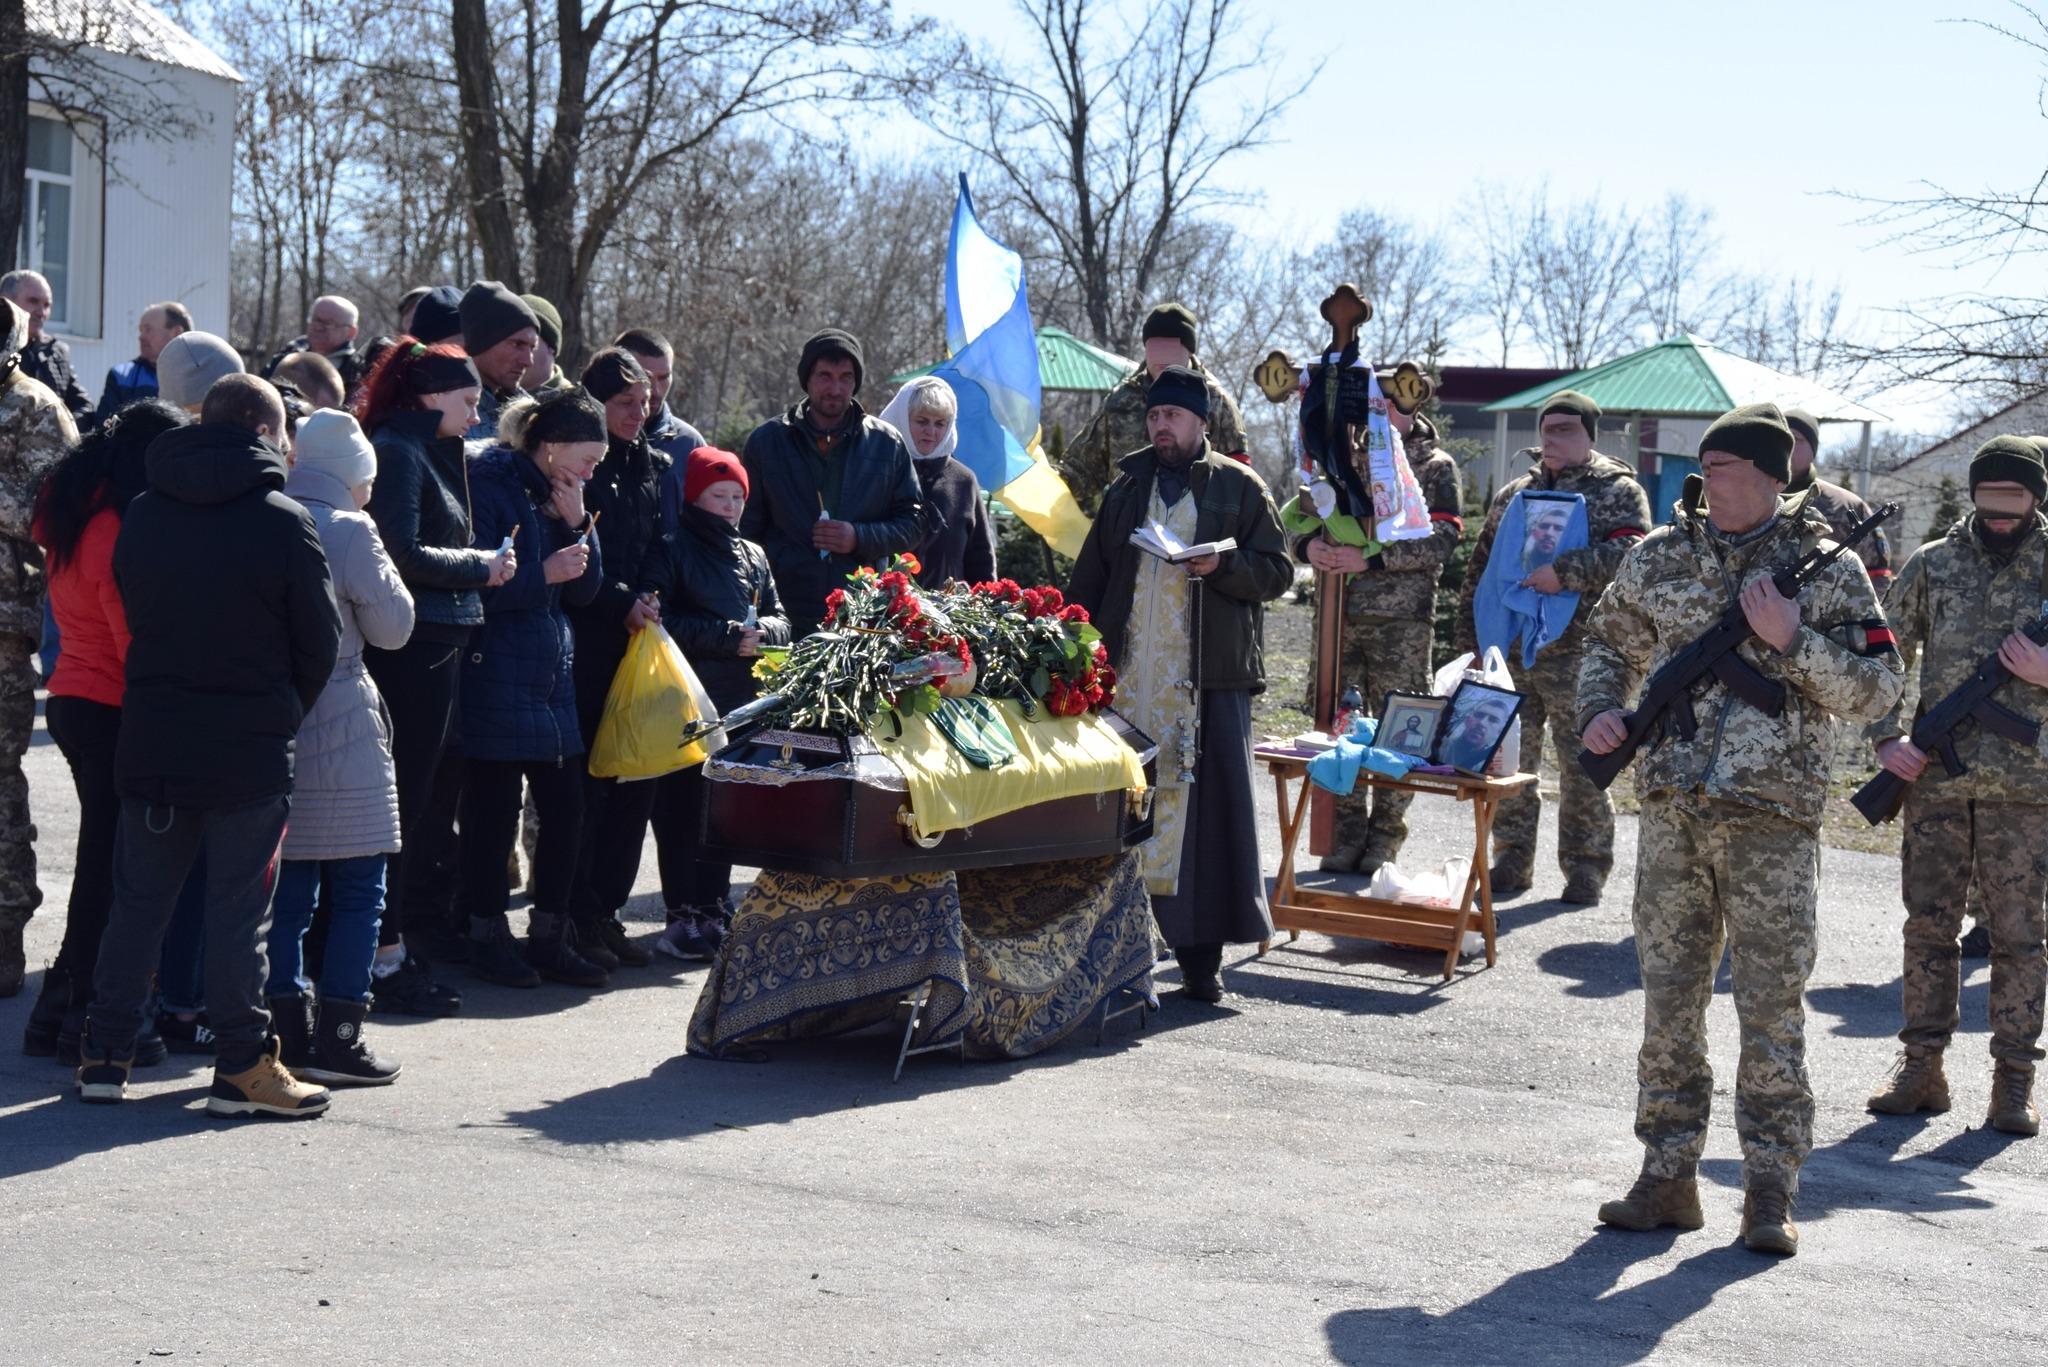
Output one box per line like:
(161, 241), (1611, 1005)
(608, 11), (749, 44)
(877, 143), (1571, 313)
(1488, 860), (1533, 902)
(1741, 1187), (1799, 1256)
(1561, 868), (1606, 905)
(1318, 843), (1365, 874)
(1988, 1061), (2040, 1136)
(1597, 1166), (1705, 1232)
(1866, 1047), (1950, 1115)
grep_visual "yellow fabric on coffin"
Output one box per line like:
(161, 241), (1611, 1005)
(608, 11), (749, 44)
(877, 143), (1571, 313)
(874, 699), (1146, 840)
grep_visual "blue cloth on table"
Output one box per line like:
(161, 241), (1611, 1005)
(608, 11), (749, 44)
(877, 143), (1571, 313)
(1307, 717), (1419, 796)
(1472, 489), (1588, 668)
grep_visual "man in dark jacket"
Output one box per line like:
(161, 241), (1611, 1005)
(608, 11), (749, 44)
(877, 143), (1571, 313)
(618, 328), (706, 463)
(261, 294), (365, 393)
(96, 301), (192, 423)
(1069, 366), (1293, 1002)
(0, 270), (92, 426)
(740, 328), (921, 637)
(460, 282), (538, 441)
(81, 374), (343, 1117)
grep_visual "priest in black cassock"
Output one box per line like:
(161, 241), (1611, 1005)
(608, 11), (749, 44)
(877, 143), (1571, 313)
(1069, 366), (1293, 1001)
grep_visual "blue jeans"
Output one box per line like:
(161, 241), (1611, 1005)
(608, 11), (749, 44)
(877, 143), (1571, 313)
(267, 856), (386, 1003)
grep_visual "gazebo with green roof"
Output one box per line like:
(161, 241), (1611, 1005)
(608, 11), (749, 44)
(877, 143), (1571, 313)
(1479, 334), (1887, 514)
(885, 325), (1134, 394)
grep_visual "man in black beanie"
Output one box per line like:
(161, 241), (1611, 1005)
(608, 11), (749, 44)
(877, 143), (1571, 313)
(1864, 432), (2048, 1139)
(739, 328), (920, 637)
(458, 281), (539, 440)
(409, 286), (464, 346)
(1784, 408), (1891, 593)
(1069, 365), (1293, 1003)
(1066, 301), (1248, 512)
(1579, 399), (1903, 1255)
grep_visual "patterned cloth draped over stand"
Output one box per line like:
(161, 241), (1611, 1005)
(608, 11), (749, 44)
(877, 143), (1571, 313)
(687, 851), (1157, 1061)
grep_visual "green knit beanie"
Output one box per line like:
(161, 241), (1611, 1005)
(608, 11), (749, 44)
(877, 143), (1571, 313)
(1142, 302), (1198, 354)
(1538, 389), (1600, 441)
(1970, 435), (2048, 501)
(1698, 403), (1794, 484)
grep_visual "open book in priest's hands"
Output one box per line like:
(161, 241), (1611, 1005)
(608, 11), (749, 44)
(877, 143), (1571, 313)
(1129, 520), (1236, 564)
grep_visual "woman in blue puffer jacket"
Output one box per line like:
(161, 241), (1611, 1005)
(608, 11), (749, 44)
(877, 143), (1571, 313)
(458, 386), (609, 989)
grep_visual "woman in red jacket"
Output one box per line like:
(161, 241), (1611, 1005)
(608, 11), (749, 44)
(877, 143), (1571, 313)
(23, 400), (188, 1061)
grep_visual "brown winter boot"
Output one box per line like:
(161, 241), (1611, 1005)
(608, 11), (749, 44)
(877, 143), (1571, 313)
(1318, 843), (1364, 874)
(1597, 1167), (1705, 1232)
(1741, 1187), (1799, 1256)
(1866, 1047), (1950, 1115)
(1988, 1061), (2040, 1136)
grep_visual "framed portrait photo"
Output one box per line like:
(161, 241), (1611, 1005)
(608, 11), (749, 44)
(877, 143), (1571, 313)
(1378, 691), (1448, 760)
(1517, 491), (1580, 577)
(1438, 680), (1525, 776)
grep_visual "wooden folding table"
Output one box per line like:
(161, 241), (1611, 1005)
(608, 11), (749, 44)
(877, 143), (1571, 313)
(1253, 744), (1537, 980)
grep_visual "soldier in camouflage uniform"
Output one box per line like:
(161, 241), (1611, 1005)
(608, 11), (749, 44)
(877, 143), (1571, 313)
(1299, 404), (1464, 872)
(1863, 435), (2048, 1137)
(1063, 302), (1247, 513)
(0, 297), (77, 995)
(1783, 408), (1892, 596)
(1456, 391), (1650, 902)
(1579, 404), (1905, 1256)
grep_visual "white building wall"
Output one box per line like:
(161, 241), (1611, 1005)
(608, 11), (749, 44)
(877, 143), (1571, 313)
(42, 52), (237, 402)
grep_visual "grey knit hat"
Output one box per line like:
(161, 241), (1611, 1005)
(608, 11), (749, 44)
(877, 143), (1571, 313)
(293, 409), (378, 489)
(157, 331), (244, 409)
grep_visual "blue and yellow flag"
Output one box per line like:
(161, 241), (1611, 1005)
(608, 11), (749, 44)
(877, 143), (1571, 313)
(931, 175), (1092, 559)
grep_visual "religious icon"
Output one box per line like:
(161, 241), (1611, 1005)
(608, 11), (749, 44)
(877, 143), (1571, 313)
(1378, 691), (1448, 761)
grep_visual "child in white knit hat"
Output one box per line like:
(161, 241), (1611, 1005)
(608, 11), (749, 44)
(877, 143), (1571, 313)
(268, 409), (416, 1087)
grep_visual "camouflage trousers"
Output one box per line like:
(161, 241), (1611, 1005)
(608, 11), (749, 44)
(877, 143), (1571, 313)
(1632, 795), (1817, 1192)
(0, 636), (38, 932)
(1330, 616), (1434, 863)
(1898, 793), (2047, 1066)
(1494, 642), (1613, 881)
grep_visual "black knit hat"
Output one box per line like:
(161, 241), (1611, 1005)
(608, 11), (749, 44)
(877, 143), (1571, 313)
(460, 280), (539, 357)
(1698, 403), (1794, 484)
(1969, 434), (2048, 501)
(1538, 389), (1600, 441)
(1142, 302), (1199, 354)
(1783, 407), (1822, 451)
(580, 346), (649, 404)
(409, 286), (463, 345)
(798, 327), (864, 393)
(1146, 364), (1209, 420)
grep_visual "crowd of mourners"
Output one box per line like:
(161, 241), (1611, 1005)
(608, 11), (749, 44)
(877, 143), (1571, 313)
(0, 270), (996, 1119)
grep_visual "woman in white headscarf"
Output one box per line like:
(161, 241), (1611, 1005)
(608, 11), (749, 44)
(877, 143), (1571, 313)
(879, 376), (997, 588)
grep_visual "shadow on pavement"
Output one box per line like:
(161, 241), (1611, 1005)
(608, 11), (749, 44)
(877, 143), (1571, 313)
(0, 1030), (217, 1181)
(1535, 938), (1640, 999)
(1807, 973), (1992, 1040)
(1701, 1113), (2022, 1222)
(500, 991), (1196, 1147)
(1324, 1228), (1772, 1366)
(1228, 942), (1465, 1016)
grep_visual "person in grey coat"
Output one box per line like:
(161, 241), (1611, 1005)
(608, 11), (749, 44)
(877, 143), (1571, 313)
(267, 410), (415, 1087)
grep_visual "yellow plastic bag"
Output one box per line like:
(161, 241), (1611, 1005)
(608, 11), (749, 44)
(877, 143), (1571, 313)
(588, 624), (725, 779)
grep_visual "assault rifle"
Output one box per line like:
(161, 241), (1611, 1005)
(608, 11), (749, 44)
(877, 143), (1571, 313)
(1849, 607), (2048, 825)
(1577, 500), (1899, 791)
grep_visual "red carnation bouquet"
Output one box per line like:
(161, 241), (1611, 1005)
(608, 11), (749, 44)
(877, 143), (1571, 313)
(751, 554), (1118, 734)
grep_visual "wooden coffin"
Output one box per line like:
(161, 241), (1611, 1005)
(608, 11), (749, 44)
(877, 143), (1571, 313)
(700, 709), (1158, 877)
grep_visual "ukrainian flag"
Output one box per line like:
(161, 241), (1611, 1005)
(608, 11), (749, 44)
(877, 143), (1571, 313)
(930, 175), (1092, 559)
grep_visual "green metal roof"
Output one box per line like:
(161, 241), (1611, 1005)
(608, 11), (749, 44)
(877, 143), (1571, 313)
(1480, 334), (1886, 423)
(884, 325), (1135, 394)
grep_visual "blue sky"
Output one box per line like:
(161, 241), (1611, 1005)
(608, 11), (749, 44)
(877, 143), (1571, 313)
(895, 0), (2047, 430)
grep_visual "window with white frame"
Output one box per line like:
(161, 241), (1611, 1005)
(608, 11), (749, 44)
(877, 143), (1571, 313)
(18, 108), (103, 339)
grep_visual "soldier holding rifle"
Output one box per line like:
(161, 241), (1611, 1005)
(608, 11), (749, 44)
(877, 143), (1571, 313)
(1576, 403), (1904, 1257)
(1861, 435), (2048, 1137)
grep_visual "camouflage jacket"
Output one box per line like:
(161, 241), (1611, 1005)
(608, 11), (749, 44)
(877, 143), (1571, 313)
(1063, 358), (1247, 513)
(1788, 468), (1892, 589)
(1295, 433), (1464, 623)
(1871, 512), (2048, 800)
(0, 369), (78, 641)
(1456, 449), (1651, 658)
(1578, 498), (1905, 829)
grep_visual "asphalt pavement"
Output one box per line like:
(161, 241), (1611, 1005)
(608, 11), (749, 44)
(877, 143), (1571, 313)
(3, 705), (2044, 1365)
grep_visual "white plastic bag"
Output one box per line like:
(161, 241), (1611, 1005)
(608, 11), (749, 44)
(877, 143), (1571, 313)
(1365, 858), (1487, 957)
(1432, 645), (1522, 777)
